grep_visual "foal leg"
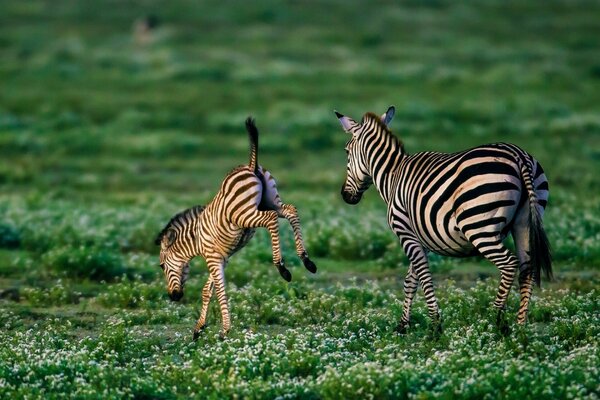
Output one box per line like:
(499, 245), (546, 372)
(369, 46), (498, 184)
(208, 258), (231, 339)
(193, 274), (214, 340)
(233, 210), (291, 282)
(278, 203), (317, 273)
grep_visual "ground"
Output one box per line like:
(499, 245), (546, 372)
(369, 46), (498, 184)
(0, 1), (599, 399)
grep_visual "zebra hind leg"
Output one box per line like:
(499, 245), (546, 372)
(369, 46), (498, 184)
(235, 210), (291, 282)
(512, 212), (534, 325)
(472, 237), (519, 335)
(279, 203), (317, 273)
(193, 275), (214, 341)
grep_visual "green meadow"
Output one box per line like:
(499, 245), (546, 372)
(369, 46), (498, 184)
(0, 0), (598, 398)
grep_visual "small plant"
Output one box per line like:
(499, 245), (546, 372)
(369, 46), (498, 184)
(41, 245), (126, 281)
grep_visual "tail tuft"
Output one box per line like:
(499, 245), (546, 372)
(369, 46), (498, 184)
(245, 117), (259, 172)
(529, 206), (553, 287)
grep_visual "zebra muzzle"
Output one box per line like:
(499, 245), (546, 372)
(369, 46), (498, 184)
(169, 289), (184, 302)
(341, 188), (362, 205)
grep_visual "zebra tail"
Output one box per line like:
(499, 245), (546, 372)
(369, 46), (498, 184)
(521, 162), (553, 287)
(245, 117), (259, 173)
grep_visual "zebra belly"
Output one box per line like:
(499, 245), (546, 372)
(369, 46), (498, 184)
(230, 228), (256, 256)
(416, 223), (478, 257)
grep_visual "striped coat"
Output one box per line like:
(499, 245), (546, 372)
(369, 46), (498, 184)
(156, 118), (317, 339)
(335, 107), (552, 334)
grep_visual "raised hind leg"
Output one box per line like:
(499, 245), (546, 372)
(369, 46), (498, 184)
(278, 203), (317, 273)
(470, 235), (519, 334)
(233, 209), (291, 282)
(193, 274), (214, 339)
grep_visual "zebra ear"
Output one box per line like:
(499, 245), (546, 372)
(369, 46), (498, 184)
(334, 110), (355, 133)
(166, 229), (177, 246)
(381, 106), (395, 126)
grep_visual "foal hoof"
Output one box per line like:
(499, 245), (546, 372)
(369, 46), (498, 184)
(394, 322), (409, 334)
(302, 256), (317, 273)
(219, 330), (229, 341)
(192, 325), (206, 341)
(277, 262), (292, 282)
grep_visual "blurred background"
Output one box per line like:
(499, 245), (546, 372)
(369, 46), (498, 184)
(0, 0), (599, 282)
(1, 2), (599, 397)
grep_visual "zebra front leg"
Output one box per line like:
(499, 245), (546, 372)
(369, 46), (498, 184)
(279, 203), (317, 273)
(193, 275), (214, 341)
(399, 240), (441, 334)
(206, 258), (230, 339)
(234, 210), (291, 282)
(412, 256), (442, 335)
(395, 266), (418, 334)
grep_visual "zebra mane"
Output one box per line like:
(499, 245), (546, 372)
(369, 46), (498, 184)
(363, 112), (405, 153)
(155, 205), (206, 245)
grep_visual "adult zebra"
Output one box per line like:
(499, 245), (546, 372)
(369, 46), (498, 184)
(334, 106), (552, 333)
(156, 117), (317, 340)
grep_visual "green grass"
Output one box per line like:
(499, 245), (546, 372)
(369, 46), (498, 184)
(0, 0), (599, 399)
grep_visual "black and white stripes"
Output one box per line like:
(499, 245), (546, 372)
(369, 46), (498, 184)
(156, 118), (317, 339)
(335, 107), (552, 333)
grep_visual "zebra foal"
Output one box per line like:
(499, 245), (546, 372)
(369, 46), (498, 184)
(334, 106), (552, 334)
(156, 117), (317, 340)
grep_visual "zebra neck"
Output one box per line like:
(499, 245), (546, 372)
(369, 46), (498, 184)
(176, 217), (203, 257)
(367, 139), (405, 204)
(190, 220), (204, 255)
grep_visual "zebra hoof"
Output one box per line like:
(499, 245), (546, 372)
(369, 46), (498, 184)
(302, 256), (317, 273)
(279, 268), (292, 282)
(192, 325), (206, 341)
(394, 322), (409, 334)
(277, 263), (292, 282)
(496, 310), (511, 336)
(218, 330), (228, 341)
(427, 324), (443, 340)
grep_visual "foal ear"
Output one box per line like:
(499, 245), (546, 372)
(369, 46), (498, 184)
(166, 229), (177, 246)
(381, 105), (395, 126)
(334, 110), (356, 133)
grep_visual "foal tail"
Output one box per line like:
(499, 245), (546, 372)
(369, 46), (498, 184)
(245, 117), (259, 173)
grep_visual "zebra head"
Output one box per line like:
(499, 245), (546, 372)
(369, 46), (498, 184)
(335, 106), (396, 204)
(157, 228), (190, 301)
(155, 206), (204, 302)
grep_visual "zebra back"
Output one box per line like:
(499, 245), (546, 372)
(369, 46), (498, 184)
(155, 205), (206, 246)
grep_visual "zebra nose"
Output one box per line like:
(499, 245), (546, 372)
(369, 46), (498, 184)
(341, 187), (361, 205)
(169, 290), (183, 302)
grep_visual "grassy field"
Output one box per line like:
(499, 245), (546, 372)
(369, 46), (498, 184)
(1, 0), (599, 398)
